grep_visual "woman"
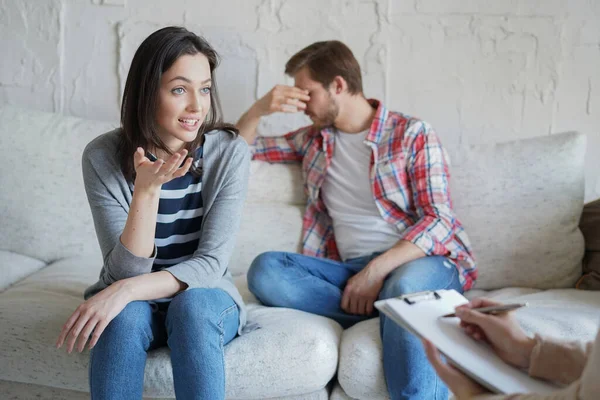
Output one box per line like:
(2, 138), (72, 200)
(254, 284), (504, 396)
(423, 298), (600, 399)
(56, 26), (250, 399)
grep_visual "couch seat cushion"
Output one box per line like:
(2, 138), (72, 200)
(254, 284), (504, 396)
(0, 380), (331, 400)
(0, 257), (342, 399)
(337, 288), (600, 400)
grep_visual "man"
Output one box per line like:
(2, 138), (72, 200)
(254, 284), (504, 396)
(236, 40), (477, 400)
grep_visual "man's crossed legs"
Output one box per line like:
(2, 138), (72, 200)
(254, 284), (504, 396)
(248, 252), (463, 400)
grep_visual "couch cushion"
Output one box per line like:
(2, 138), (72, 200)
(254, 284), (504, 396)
(0, 106), (114, 263)
(230, 204), (304, 276)
(0, 380), (330, 400)
(337, 288), (600, 400)
(449, 131), (586, 290)
(330, 382), (354, 400)
(0, 250), (46, 292)
(247, 161), (305, 205)
(0, 258), (342, 399)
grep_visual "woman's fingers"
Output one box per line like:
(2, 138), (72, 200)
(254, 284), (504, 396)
(467, 297), (503, 309)
(159, 152), (181, 176)
(88, 319), (110, 350)
(423, 339), (448, 375)
(424, 339), (465, 383)
(65, 313), (92, 354)
(159, 149), (190, 177)
(133, 147), (145, 167)
(173, 157), (194, 179)
(56, 309), (81, 348)
(76, 317), (99, 353)
(152, 158), (165, 174)
(135, 148), (195, 187)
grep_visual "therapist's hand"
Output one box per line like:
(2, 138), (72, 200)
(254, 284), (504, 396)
(423, 339), (490, 399)
(455, 298), (537, 369)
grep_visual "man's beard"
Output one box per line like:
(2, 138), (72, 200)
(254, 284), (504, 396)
(311, 95), (339, 128)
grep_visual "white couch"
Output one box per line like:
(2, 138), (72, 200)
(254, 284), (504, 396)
(1, 106), (599, 400)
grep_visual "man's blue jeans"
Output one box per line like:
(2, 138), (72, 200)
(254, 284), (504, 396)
(89, 288), (239, 400)
(247, 252), (463, 400)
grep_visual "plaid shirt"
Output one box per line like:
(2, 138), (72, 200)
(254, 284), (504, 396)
(252, 99), (477, 290)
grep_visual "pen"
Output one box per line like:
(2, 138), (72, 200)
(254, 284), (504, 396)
(440, 303), (527, 318)
(146, 151), (158, 162)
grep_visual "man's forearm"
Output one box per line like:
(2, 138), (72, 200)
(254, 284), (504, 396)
(369, 240), (426, 279)
(236, 106), (263, 144)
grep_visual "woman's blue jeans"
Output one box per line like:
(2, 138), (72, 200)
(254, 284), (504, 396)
(89, 288), (239, 400)
(247, 252), (463, 400)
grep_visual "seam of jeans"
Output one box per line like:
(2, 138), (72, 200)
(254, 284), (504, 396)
(218, 310), (226, 391)
(219, 303), (237, 319)
(283, 252), (291, 269)
(147, 325), (155, 347)
(89, 348), (95, 400)
(441, 261), (460, 291)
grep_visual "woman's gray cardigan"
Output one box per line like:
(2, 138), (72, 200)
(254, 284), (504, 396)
(82, 128), (250, 334)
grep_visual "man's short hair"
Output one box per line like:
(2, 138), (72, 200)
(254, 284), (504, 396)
(285, 41), (363, 95)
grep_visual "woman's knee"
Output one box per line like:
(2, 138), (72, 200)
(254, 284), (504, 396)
(100, 301), (153, 343)
(169, 288), (225, 322)
(167, 289), (236, 340)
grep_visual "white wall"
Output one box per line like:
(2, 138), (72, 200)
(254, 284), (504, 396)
(1, 0), (599, 201)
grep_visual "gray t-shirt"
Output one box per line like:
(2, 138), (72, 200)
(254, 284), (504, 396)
(321, 129), (401, 261)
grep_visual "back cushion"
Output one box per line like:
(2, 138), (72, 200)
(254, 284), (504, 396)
(0, 105), (586, 291)
(0, 107), (114, 263)
(449, 132), (586, 290)
(229, 162), (306, 275)
(233, 132), (586, 289)
(0, 250), (46, 291)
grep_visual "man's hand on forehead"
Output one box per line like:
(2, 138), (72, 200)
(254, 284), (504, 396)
(257, 85), (310, 116)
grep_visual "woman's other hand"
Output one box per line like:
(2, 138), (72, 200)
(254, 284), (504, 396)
(56, 281), (132, 353)
(423, 339), (490, 399)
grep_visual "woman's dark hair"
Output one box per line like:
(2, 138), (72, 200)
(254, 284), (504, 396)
(119, 26), (237, 180)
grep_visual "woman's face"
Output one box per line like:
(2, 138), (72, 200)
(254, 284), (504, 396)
(156, 53), (212, 152)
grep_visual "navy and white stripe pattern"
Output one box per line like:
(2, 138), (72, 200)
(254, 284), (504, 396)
(152, 147), (203, 270)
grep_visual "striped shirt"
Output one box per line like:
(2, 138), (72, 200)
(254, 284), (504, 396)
(147, 148), (204, 270)
(252, 99), (477, 290)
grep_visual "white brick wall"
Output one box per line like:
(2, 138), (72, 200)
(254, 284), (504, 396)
(1, 0), (599, 201)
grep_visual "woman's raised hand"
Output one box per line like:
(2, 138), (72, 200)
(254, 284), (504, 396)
(133, 147), (193, 191)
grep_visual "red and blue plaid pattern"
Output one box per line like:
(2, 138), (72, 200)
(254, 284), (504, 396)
(252, 99), (477, 290)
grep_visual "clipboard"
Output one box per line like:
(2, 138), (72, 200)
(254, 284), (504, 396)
(374, 290), (559, 394)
